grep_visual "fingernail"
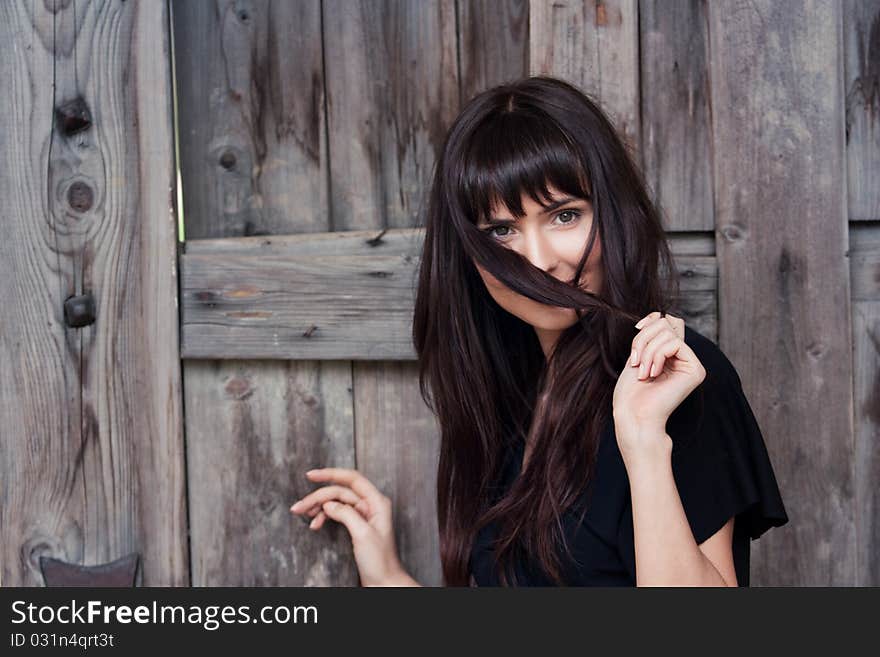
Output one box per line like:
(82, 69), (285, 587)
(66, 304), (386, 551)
(649, 363), (656, 377)
(638, 363), (646, 378)
(309, 517), (318, 529)
(306, 469), (317, 475)
(290, 500), (302, 510)
(630, 349), (638, 366)
(324, 501), (337, 510)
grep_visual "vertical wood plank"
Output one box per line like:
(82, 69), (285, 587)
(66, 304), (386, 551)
(323, 0), (458, 585)
(529, 0), (641, 156)
(708, 0), (853, 585)
(0, 0), (187, 585)
(639, 0), (713, 231)
(850, 221), (880, 586)
(852, 291), (880, 584)
(457, 0), (530, 104)
(843, 0), (880, 222)
(323, 0), (459, 231)
(185, 360), (357, 585)
(173, 0), (357, 585)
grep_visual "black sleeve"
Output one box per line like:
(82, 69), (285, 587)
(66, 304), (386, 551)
(666, 333), (790, 545)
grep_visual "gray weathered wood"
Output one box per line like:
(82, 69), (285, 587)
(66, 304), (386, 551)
(179, 229), (717, 360)
(639, 0), (713, 231)
(323, 0), (459, 230)
(843, 0), (880, 221)
(0, 0), (187, 586)
(457, 0), (530, 104)
(185, 359), (357, 585)
(850, 223), (880, 585)
(173, 0), (358, 586)
(708, 0), (853, 585)
(529, 0), (641, 157)
(322, 0), (459, 585)
(850, 222), (880, 302)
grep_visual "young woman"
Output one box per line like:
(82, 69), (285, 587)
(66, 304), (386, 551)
(289, 76), (789, 587)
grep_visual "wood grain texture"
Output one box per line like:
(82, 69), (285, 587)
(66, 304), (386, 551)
(179, 230), (717, 360)
(323, 0), (459, 230)
(639, 0), (713, 231)
(173, 0), (327, 238)
(173, 0), (357, 585)
(850, 223), (880, 586)
(844, 0), (880, 221)
(322, 0), (458, 585)
(456, 0), (530, 104)
(0, 0), (187, 585)
(181, 253), (420, 360)
(185, 359), (358, 585)
(529, 0), (641, 157)
(708, 0), (853, 585)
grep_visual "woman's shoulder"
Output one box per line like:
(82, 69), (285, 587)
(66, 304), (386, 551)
(666, 324), (748, 450)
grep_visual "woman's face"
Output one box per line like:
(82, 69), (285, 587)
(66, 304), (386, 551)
(473, 185), (602, 332)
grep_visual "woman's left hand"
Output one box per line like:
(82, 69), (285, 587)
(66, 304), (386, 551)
(612, 312), (706, 462)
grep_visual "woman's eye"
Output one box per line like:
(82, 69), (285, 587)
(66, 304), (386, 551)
(555, 210), (580, 224)
(483, 225), (513, 240)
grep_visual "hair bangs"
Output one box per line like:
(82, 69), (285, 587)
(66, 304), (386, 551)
(459, 110), (592, 225)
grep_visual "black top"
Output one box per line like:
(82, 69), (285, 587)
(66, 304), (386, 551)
(468, 326), (789, 586)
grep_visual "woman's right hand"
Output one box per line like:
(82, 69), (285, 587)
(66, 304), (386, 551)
(290, 467), (419, 586)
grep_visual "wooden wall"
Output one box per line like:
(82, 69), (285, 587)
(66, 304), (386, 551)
(2, 0), (877, 587)
(1, 0), (187, 586)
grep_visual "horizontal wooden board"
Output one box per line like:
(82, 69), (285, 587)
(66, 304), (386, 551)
(180, 230), (717, 359)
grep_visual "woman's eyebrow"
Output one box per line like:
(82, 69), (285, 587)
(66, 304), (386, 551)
(484, 196), (585, 224)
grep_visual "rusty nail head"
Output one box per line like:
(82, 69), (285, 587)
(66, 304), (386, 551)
(64, 293), (96, 328)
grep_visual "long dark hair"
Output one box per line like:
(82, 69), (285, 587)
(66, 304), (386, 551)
(412, 76), (680, 586)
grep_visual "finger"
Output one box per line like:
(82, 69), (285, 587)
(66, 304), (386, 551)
(305, 468), (390, 515)
(309, 511), (326, 530)
(669, 314), (685, 339)
(634, 311), (662, 330)
(639, 333), (679, 380)
(291, 484), (362, 515)
(647, 334), (681, 379)
(309, 498), (371, 522)
(321, 500), (372, 541)
(634, 311), (683, 337)
(631, 321), (676, 369)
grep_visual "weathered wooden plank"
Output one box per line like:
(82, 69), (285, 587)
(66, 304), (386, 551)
(850, 222), (880, 585)
(529, 0), (641, 156)
(353, 361), (444, 585)
(0, 0), (187, 585)
(850, 221), (880, 302)
(457, 0), (529, 103)
(183, 226), (715, 257)
(179, 245), (716, 360)
(184, 359), (358, 585)
(184, 227), (424, 257)
(173, 0), (327, 238)
(172, 0), (357, 585)
(843, 0), (880, 221)
(708, 0), (852, 585)
(323, 0), (458, 585)
(639, 0), (713, 231)
(323, 0), (459, 231)
(181, 253), (419, 360)
(852, 298), (880, 586)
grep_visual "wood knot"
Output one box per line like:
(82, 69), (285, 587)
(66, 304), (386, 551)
(67, 181), (94, 212)
(55, 97), (92, 136)
(219, 150), (237, 169)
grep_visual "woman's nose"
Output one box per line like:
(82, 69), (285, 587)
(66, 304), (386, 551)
(520, 233), (558, 273)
